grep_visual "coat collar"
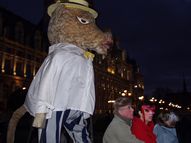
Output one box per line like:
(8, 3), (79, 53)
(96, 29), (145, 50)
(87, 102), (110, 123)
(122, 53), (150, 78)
(114, 114), (132, 126)
(48, 43), (94, 60)
(49, 43), (83, 54)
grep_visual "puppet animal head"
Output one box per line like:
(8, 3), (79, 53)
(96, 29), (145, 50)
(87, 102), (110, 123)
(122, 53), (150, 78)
(47, 0), (113, 55)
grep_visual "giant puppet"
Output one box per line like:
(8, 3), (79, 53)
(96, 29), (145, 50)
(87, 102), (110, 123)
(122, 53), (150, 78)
(7, 0), (113, 142)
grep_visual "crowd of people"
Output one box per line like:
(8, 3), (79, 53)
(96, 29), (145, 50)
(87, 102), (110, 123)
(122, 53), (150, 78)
(103, 96), (184, 143)
(0, 95), (190, 143)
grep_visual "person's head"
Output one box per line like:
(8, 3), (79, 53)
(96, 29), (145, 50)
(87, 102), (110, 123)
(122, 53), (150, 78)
(134, 100), (155, 124)
(113, 96), (134, 120)
(157, 111), (179, 127)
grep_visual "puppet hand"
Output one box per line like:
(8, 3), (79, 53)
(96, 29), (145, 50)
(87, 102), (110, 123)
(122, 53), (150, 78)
(32, 113), (46, 128)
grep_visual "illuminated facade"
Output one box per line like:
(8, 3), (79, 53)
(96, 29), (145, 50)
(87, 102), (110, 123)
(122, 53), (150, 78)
(0, 7), (144, 113)
(94, 45), (144, 113)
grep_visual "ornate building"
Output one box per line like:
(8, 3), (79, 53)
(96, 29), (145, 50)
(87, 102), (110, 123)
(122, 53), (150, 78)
(0, 6), (144, 113)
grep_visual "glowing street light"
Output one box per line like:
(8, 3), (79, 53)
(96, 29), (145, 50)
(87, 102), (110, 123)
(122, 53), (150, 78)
(138, 96), (144, 101)
(128, 92), (132, 96)
(121, 93), (126, 96)
(22, 87), (26, 90)
(108, 100), (115, 103)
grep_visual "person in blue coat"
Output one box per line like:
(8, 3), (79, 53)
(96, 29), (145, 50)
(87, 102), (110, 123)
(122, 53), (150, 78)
(153, 111), (179, 143)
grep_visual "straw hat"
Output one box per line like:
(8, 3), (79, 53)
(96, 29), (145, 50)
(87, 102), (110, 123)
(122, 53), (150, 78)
(47, 0), (98, 18)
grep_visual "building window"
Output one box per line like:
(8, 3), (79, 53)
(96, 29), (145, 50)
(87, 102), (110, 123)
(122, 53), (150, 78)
(121, 71), (124, 78)
(34, 31), (42, 50)
(16, 61), (23, 76)
(4, 27), (10, 38)
(25, 35), (31, 47)
(27, 54), (32, 60)
(4, 59), (12, 74)
(0, 13), (3, 36)
(26, 63), (32, 78)
(127, 71), (131, 80)
(15, 22), (24, 43)
(4, 47), (12, 53)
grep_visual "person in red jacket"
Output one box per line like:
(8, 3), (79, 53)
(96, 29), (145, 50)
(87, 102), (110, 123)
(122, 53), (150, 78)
(131, 100), (156, 143)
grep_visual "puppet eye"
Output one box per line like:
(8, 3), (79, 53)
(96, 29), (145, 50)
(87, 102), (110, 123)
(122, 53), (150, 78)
(77, 16), (90, 24)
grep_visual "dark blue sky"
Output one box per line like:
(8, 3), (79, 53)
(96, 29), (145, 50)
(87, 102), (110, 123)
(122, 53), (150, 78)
(1, 0), (191, 95)
(94, 0), (191, 95)
(0, 0), (43, 24)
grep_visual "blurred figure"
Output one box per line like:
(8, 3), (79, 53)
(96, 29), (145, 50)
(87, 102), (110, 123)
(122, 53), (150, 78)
(176, 115), (191, 143)
(154, 111), (179, 143)
(131, 100), (156, 143)
(103, 96), (143, 143)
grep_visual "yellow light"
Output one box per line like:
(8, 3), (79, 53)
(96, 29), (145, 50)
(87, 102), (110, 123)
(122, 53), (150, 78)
(128, 92), (132, 96)
(178, 106), (182, 109)
(121, 93), (126, 96)
(107, 67), (111, 72)
(22, 87), (26, 90)
(108, 100), (115, 103)
(150, 99), (154, 102)
(138, 96), (144, 100)
(111, 70), (115, 74)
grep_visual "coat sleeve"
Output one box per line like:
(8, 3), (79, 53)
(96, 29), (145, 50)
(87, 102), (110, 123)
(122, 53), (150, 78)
(25, 51), (86, 118)
(32, 54), (57, 114)
(25, 52), (67, 116)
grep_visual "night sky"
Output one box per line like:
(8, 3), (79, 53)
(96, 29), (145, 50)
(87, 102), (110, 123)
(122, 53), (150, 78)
(1, 0), (191, 95)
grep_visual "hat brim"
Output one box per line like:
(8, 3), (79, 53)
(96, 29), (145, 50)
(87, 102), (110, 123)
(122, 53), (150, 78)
(48, 3), (98, 18)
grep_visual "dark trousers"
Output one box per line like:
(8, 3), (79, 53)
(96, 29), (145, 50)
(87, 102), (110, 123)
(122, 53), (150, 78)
(39, 110), (91, 143)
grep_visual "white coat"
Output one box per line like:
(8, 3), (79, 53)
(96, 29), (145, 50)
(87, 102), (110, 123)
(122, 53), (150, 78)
(24, 43), (95, 119)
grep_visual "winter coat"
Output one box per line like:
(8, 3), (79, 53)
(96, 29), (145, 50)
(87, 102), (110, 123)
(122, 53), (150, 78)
(153, 124), (179, 143)
(24, 43), (95, 119)
(131, 117), (156, 143)
(103, 115), (143, 143)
